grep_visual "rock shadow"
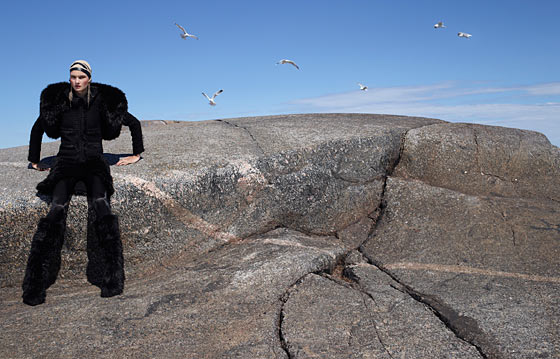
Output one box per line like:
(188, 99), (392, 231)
(29, 153), (137, 170)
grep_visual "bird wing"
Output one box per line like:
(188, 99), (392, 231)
(202, 92), (211, 101)
(175, 23), (187, 34)
(190, 34), (199, 40)
(212, 89), (224, 99)
(288, 61), (300, 69)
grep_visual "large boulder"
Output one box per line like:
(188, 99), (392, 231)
(0, 114), (436, 286)
(394, 122), (560, 201)
(1, 114), (558, 358)
(362, 122), (559, 358)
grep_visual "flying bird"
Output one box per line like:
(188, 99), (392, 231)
(175, 23), (199, 40)
(276, 59), (300, 70)
(357, 83), (368, 91)
(202, 89), (223, 106)
(458, 32), (472, 38)
(434, 21), (446, 29)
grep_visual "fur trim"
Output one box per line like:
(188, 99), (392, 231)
(96, 83), (128, 140)
(39, 82), (128, 140)
(94, 214), (124, 297)
(22, 216), (66, 306)
(39, 82), (70, 138)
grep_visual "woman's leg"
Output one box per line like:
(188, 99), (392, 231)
(88, 175), (111, 219)
(22, 178), (74, 306)
(87, 175), (124, 297)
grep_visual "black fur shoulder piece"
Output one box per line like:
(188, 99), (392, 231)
(93, 83), (128, 140)
(39, 82), (128, 140)
(39, 82), (71, 138)
(93, 83), (128, 113)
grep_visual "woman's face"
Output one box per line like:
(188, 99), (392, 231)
(69, 70), (90, 94)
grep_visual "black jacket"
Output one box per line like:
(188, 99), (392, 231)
(28, 82), (144, 163)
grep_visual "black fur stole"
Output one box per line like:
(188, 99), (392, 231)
(39, 82), (128, 140)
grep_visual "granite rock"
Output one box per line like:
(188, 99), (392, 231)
(1, 114), (558, 358)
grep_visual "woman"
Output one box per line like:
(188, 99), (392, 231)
(23, 60), (144, 306)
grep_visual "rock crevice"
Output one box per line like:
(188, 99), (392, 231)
(217, 119), (266, 155)
(354, 254), (497, 358)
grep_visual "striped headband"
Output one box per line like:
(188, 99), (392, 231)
(69, 60), (92, 78)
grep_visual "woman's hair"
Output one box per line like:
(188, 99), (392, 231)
(69, 85), (91, 107)
(68, 60), (92, 107)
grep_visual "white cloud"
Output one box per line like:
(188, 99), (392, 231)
(522, 83), (560, 96)
(291, 81), (560, 146)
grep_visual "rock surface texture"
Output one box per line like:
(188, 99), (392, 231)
(1, 114), (558, 358)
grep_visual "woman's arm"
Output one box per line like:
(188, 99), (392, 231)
(116, 112), (144, 166)
(28, 117), (47, 170)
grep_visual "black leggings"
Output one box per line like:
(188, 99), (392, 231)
(46, 174), (111, 221)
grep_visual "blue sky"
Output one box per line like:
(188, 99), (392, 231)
(0, 0), (558, 149)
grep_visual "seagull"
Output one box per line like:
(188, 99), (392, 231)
(175, 23), (199, 40)
(357, 83), (368, 91)
(434, 21), (446, 29)
(458, 32), (472, 38)
(202, 89), (223, 106)
(276, 59), (300, 70)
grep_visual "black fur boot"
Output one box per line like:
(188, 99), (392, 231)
(22, 216), (65, 306)
(95, 214), (124, 297)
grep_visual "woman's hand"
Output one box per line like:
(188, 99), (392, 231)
(116, 154), (141, 166)
(30, 163), (49, 171)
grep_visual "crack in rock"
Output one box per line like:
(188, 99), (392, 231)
(530, 219), (560, 234)
(275, 245), (351, 358)
(357, 143), (502, 358)
(496, 206), (516, 246)
(277, 294), (292, 358)
(330, 130), (408, 252)
(320, 272), (396, 359)
(389, 131), (407, 176)
(356, 252), (501, 359)
(217, 119), (265, 155)
(330, 170), (385, 185)
(277, 275), (311, 359)
(473, 128), (483, 176)
(357, 290), (395, 359)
